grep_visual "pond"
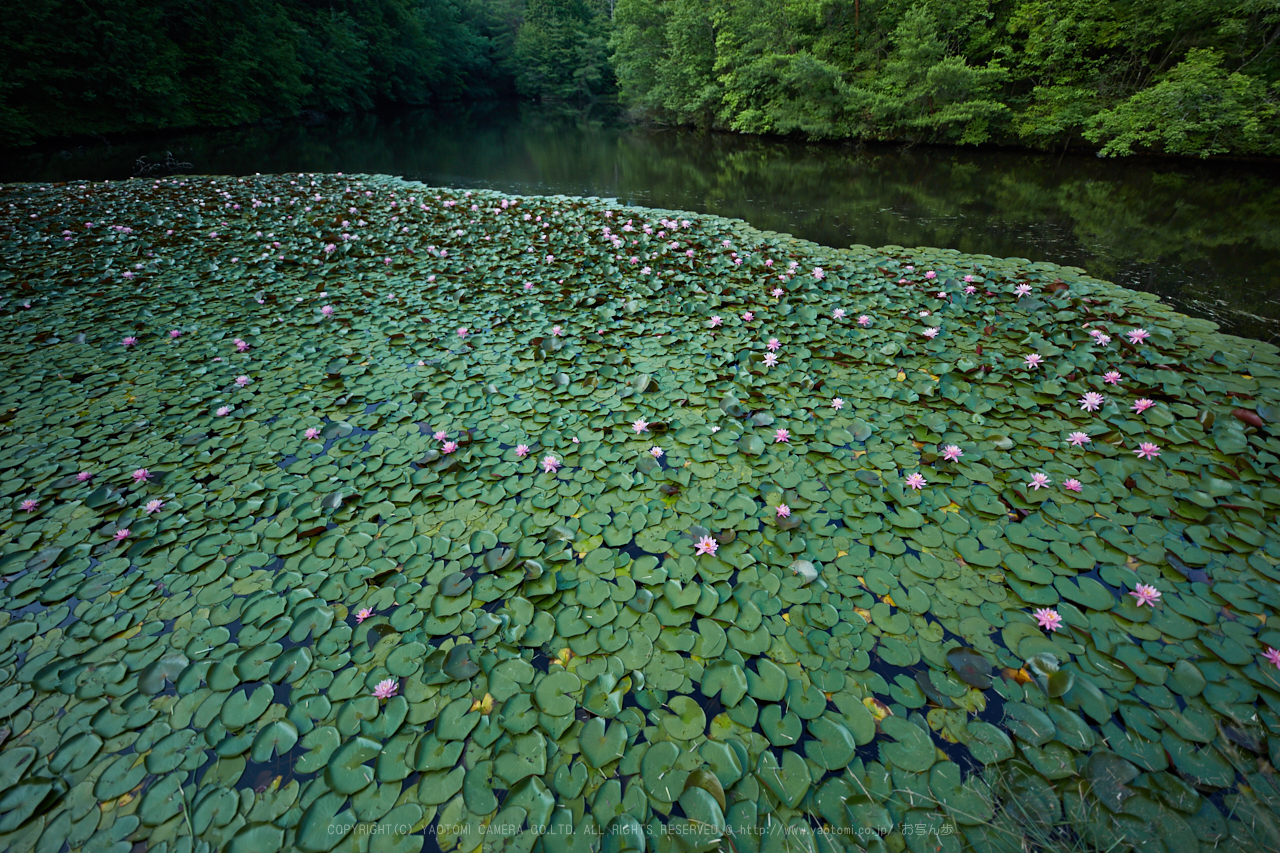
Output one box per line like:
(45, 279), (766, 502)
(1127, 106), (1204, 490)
(6, 101), (1280, 343)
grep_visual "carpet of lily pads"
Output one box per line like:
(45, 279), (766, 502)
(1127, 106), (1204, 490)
(3, 173), (1280, 853)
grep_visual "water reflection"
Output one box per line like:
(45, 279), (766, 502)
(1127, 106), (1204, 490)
(7, 101), (1279, 341)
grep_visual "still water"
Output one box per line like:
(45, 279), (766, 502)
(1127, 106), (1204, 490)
(7, 101), (1280, 342)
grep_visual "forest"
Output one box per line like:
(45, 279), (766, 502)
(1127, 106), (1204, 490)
(2, 0), (1278, 157)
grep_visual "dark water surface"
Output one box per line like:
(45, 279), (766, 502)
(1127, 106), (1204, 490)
(7, 101), (1280, 342)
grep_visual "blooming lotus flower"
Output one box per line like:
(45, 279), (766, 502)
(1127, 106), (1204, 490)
(234, 339), (248, 352)
(1132, 398), (1155, 414)
(122, 336), (138, 347)
(1134, 442), (1161, 460)
(516, 444), (530, 458)
(1063, 478), (1083, 492)
(941, 445), (963, 462)
(235, 375), (251, 387)
(542, 456), (561, 473)
(905, 473), (927, 490)
(763, 353), (779, 367)
(1014, 284), (1032, 297)
(1127, 328), (1151, 345)
(695, 536), (718, 556)
(833, 309), (846, 319)
(77, 471), (93, 482)
(936, 291), (946, 299)
(551, 326), (563, 337)
(1068, 431), (1091, 447)
(145, 499), (165, 514)
(457, 328), (468, 338)
(217, 406), (231, 416)
(963, 275), (974, 282)
(769, 504), (789, 521)
(434, 431), (448, 441)
(771, 287), (783, 298)
(1263, 648), (1280, 670)
(832, 398), (844, 410)
(858, 315), (871, 326)
(650, 447), (663, 458)
(20, 499), (38, 513)
(169, 330), (182, 338)
(356, 608), (373, 623)
(918, 311), (931, 318)
(924, 271), (937, 280)
(710, 425), (721, 433)
(113, 529), (130, 542)
(1093, 333), (1112, 345)
(964, 285), (976, 294)
(321, 305), (334, 316)
(1028, 472), (1052, 490)
(442, 441), (459, 454)
(767, 338), (780, 352)
(1023, 354), (1043, 369)
(1129, 583), (1162, 607)
(1034, 608), (1063, 632)
(1103, 371), (1121, 385)
(923, 327), (940, 339)
(524, 282), (534, 291)
(774, 428), (790, 443)
(742, 312), (754, 322)
(813, 267), (825, 280)
(632, 419), (649, 434)
(1080, 392), (1105, 412)
(373, 679), (398, 700)
(709, 316), (722, 327)
(132, 468), (151, 483)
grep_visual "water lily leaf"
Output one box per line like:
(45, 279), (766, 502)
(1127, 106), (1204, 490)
(662, 695), (706, 741)
(967, 721), (1014, 765)
(326, 736), (381, 795)
(946, 647), (993, 689)
(579, 717), (628, 768)
(535, 670), (580, 716)
(756, 750), (810, 809)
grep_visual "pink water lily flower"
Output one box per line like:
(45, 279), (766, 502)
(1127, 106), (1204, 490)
(122, 336), (138, 347)
(1034, 608), (1063, 632)
(965, 285), (977, 294)
(1263, 648), (1280, 669)
(941, 445), (963, 462)
(650, 447), (663, 458)
(905, 473), (927, 490)
(234, 339), (249, 351)
(551, 326), (563, 336)
(924, 271), (937, 280)
(858, 315), (871, 326)
(763, 353), (779, 367)
(1023, 354), (1043, 369)
(355, 607), (376, 624)
(1135, 442), (1161, 460)
(923, 327), (940, 339)
(632, 418), (649, 434)
(20, 499), (38, 513)
(1028, 472), (1052, 490)
(767, 338), (781, 352)
(434, 431), (448, 441)
(709, 316), (722, 327)
(831, 398), (844, 410)
(1014, 284), (1032, 297)
(1103, 371), (1121, 385)
(77, 471), (94, 482)
(321, 305), (334, 316)
(373, 679), (398, 700)
(771, 287), (784, 298)
(1132, 398), (1156, 414)
(1127, 328), (1151, 345)
(442, 441), (459, 454)
(695, 536), (718, 556)
(1129, 583), (1162, 607)
(1068, 431), (1091, 447)
(235, 375), (251, 387)
(113, 529), (130, 542)
(132, 468), (151, 483)
(776, 504), (791, 518)
(833, 309), (846, 319)
(774, 428), (790, 443)
(813, 267), (825, 280)
(216, 406), (231, 416)
(457, 327), (468, 338)
(742, 312), (754, 322)
(1063, 478), (1083, 492)
(144, 499), (165, 514)
(1080, 392), (1105, 412)
(169, 330), (182, 338)
(542, 455), (561, 473)
(514, 444), (530, 459)
(305, 427), (320, 439)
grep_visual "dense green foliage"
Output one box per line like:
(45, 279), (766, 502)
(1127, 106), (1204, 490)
(610, 0), (1280, 157)
(0, 0), (517, 146)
